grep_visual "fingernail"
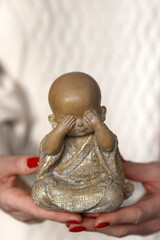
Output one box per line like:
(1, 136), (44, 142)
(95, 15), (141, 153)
(69, 220), (80, 224)
(69, 226), (86, 232)
(96, 222), (110, 228)
(27, 157), (39, 168)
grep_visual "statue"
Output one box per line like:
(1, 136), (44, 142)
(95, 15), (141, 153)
(32, 72), (133, 213)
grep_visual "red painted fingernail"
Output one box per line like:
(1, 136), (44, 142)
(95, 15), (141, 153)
(27, 157), (39, 168)
(69, 226), (86, 232)
(96, 222), (110, 228)
(69, 220), (80, 224)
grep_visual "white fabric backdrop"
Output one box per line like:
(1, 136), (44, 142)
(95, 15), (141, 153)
(0, 0), (159, 239)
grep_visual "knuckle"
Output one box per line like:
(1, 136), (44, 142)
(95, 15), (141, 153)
(14, 157), (24, 173)
(15, 215), (29, 222)
(16, 156), (31, 174)
(114, 226), (128, 238)
(153, 224), (160, 233)
(134, 206), (145, 224)
(2, 205), (12, 213)
(12, 212), (32, 223)
(151, 162), (160, 179)
(1, 202), (13, 213)
(25, 219), (43, 224)
(0, 193), (12, 213)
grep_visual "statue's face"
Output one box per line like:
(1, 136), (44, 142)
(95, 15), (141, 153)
(54, 104), (100, 137)
(69, 115), (93, 136)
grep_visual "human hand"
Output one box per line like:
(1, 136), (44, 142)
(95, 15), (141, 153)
(66, 161), (160, 236)
(0, 156), (82, 224)
(83, 110), (103, 131)
(56, 115), (76, 135)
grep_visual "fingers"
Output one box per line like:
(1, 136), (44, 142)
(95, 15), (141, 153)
(95, 218), (160, 237)
(128, 218), (160, 235)
(95, 195), (160, 228)
(123, 161), (160, 182)
(0, 156), (39, 178)
(84, 111), (100, 129)
(64, 115), (76, 129)
(66, 117), (76, 128)
(64, 115), (74, 123)
(84, 111), (96, 122)
(9, 210), (44, 224)
(83, 115), (90, 126)
(66, 215), (160, 236)
(67, 217), (96, 232)
(25, 219), (44, 224)
(22, 193), (82, 223)
(2, 186), (82, 224)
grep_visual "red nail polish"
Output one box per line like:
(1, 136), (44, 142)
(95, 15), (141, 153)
(27, 157), (39, 168)
(69, 226), (86, 232)
(96, 222), (110, 228)
(69, 220), (80, 224)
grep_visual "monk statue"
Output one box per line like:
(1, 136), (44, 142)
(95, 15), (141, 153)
(32, 72), (133, 213)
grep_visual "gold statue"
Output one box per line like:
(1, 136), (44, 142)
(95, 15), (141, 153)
(32, 72), (133, 213)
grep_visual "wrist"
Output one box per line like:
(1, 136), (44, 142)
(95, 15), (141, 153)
(93, 122), (105, 132)
(55, 125), (68, 137)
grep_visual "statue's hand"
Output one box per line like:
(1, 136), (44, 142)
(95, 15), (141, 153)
(84, 110), (103, 131)
(56, 115), (76, 135)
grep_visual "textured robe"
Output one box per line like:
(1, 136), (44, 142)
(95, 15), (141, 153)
(32, 134), (132, 212)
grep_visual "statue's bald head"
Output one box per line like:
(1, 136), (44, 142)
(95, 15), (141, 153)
(49, 72), (101, 120)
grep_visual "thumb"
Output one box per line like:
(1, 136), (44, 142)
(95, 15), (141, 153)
(123, 160), (160, 182)
(0, 156), (39, 177)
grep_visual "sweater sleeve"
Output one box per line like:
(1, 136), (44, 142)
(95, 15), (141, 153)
(0, 67), (29, 155)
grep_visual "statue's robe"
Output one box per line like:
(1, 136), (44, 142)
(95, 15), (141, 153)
(32, 134), (132, 212)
